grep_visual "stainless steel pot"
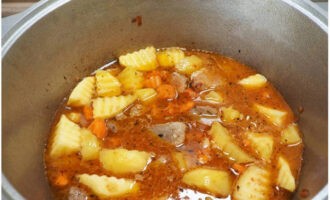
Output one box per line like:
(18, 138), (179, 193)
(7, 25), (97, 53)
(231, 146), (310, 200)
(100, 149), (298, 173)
(2, 0), (327, 199)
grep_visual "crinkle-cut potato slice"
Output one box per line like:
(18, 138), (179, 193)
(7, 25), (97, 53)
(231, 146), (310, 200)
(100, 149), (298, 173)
(119, 46), (158, 71)
(117, 67), (144, 92)
(92, 95), (136, 119)
(99, 148), (151, 174)
(221, 106), (244, 122)
(203, 91), (224, 104)
(255, 104), (287, 127)
(238, 74), (267, 88)
(281, 123), (302, 145)
(233, 165), (271, 200)
(77, 174), (138, 198)
(50, 115), (81, 158)
(157, 48), (185, 67)
(172, 152), (188, 172)
(95, 70), (121, 97)
(67, 77), (95, 107)
(80, 129), (101, 161)
(277, 156), (296, 192)
(175, 55), (203, 75)
(246, 132), (274, 161)
(66, 112), (81, 124)
(209, 122), (254, 163)
(182, 168), (232, 197)
(135, 88), (157, 103)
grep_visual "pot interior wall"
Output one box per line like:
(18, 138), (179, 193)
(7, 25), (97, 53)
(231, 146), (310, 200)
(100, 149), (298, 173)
(2, 0), (327, 199)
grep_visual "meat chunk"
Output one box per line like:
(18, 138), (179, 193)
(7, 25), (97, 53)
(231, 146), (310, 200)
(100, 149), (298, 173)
(68, 186), (88, 200)
(149, 122), (187, 147)
(170, 72), (188, 93)
(190, 105), (218, 117)
(191, 68), (224, 91)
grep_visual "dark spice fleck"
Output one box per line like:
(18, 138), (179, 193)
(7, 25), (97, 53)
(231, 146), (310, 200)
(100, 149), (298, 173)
(132, 15), (142, 26)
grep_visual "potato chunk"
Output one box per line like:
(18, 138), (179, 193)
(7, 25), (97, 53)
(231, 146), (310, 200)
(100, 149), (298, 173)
(80, 129), (101, 161)
(119, 46), (158, 71)
(77, 174), (138, 198)
(67, 77), (95, 107)
(172, 152), (188, 172)
(276, 156), (296, 192)
(99, 148), (151, 174)
(117, 68), (144, 92)
(209, 122), (254, 163)
(95, 70), (121, 97)
(233, 165), (271, 200)
(175, 55), (203, 75)
(182, 168), (232, 197)
(157, 48), (185, 67)
(135, 88), (157, 103)
(203, 91), (224, 104)
(92, 95), (137, 119)
(281, 123), (302, 144)
(221, 106), (243, 122)
(238, 74), (267, 88)
(255, 104), (287, 127)
(246, 132), (273, 161)
(50, 115), (81, 158)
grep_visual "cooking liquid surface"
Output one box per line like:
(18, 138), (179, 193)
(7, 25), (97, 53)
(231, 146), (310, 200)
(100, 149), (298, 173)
(45, 49), (303, 200)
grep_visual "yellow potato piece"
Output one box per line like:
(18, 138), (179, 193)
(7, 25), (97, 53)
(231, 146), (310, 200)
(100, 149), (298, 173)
(276, 156), (296, 192)
(80, 129), (101, 161)
(157, 48), (185, 67)
(95, 70), (121, 97)
(203, 91), (224, 104)
(77, 174), (138, 198)
(117, 67), (144, 92)
(281, 123), (302, 144)
(50, 115), (81, 158)
(233, 165), (271, 200)
(175, 55), (203, 75)
(238, 74), (267, 88)
(221, 106), (243, 122)
(67, 77), (95, 107)
(172, 152), (188, 172)
(255, 104), (287, 127)
(209, 122), (254, 163)
(99, 148), (151, 174)
(66, 112), (81, 124)
(182, 168), (232, 197)
(246, 132), (274, 161)
(119, 46), (158, 71)
(135, 88), (157, 103)
(92, 95), (137, 119)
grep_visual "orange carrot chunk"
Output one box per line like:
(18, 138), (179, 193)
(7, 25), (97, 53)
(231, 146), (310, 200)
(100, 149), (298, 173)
(232, 163), (246, 174)
(83, 105), (94, 120)
(88, 118), (107, 139)
(157, 84), (177, 99)
(143, 74), (162, 88)
(54, 174), (69, 187)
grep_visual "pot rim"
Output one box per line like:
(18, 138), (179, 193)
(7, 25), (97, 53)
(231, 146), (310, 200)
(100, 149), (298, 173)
(1, 0), (328, 199)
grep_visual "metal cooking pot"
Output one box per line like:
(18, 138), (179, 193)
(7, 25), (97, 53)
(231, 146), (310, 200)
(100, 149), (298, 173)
(2, 0), (327, 199)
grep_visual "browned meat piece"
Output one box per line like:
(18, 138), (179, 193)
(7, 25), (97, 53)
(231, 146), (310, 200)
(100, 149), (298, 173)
(190, 105), (218, 117)
(191, 68), (224, 91)
(68, 186), (88, 200)
(149, 122), (187, 147)
(170, 72), (188, 93)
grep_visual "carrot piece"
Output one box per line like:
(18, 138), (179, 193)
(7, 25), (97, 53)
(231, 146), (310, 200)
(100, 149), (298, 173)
(54, 174), (69, 186)
(157, 84), (177, 99)
(83, 105), (93, 120)
(232, 163), (246, 173)
(88, 118), (107, 139)
(143, 74), (162, 88)
(183, 88), (198, 99)
(179, 100), (195, 113)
